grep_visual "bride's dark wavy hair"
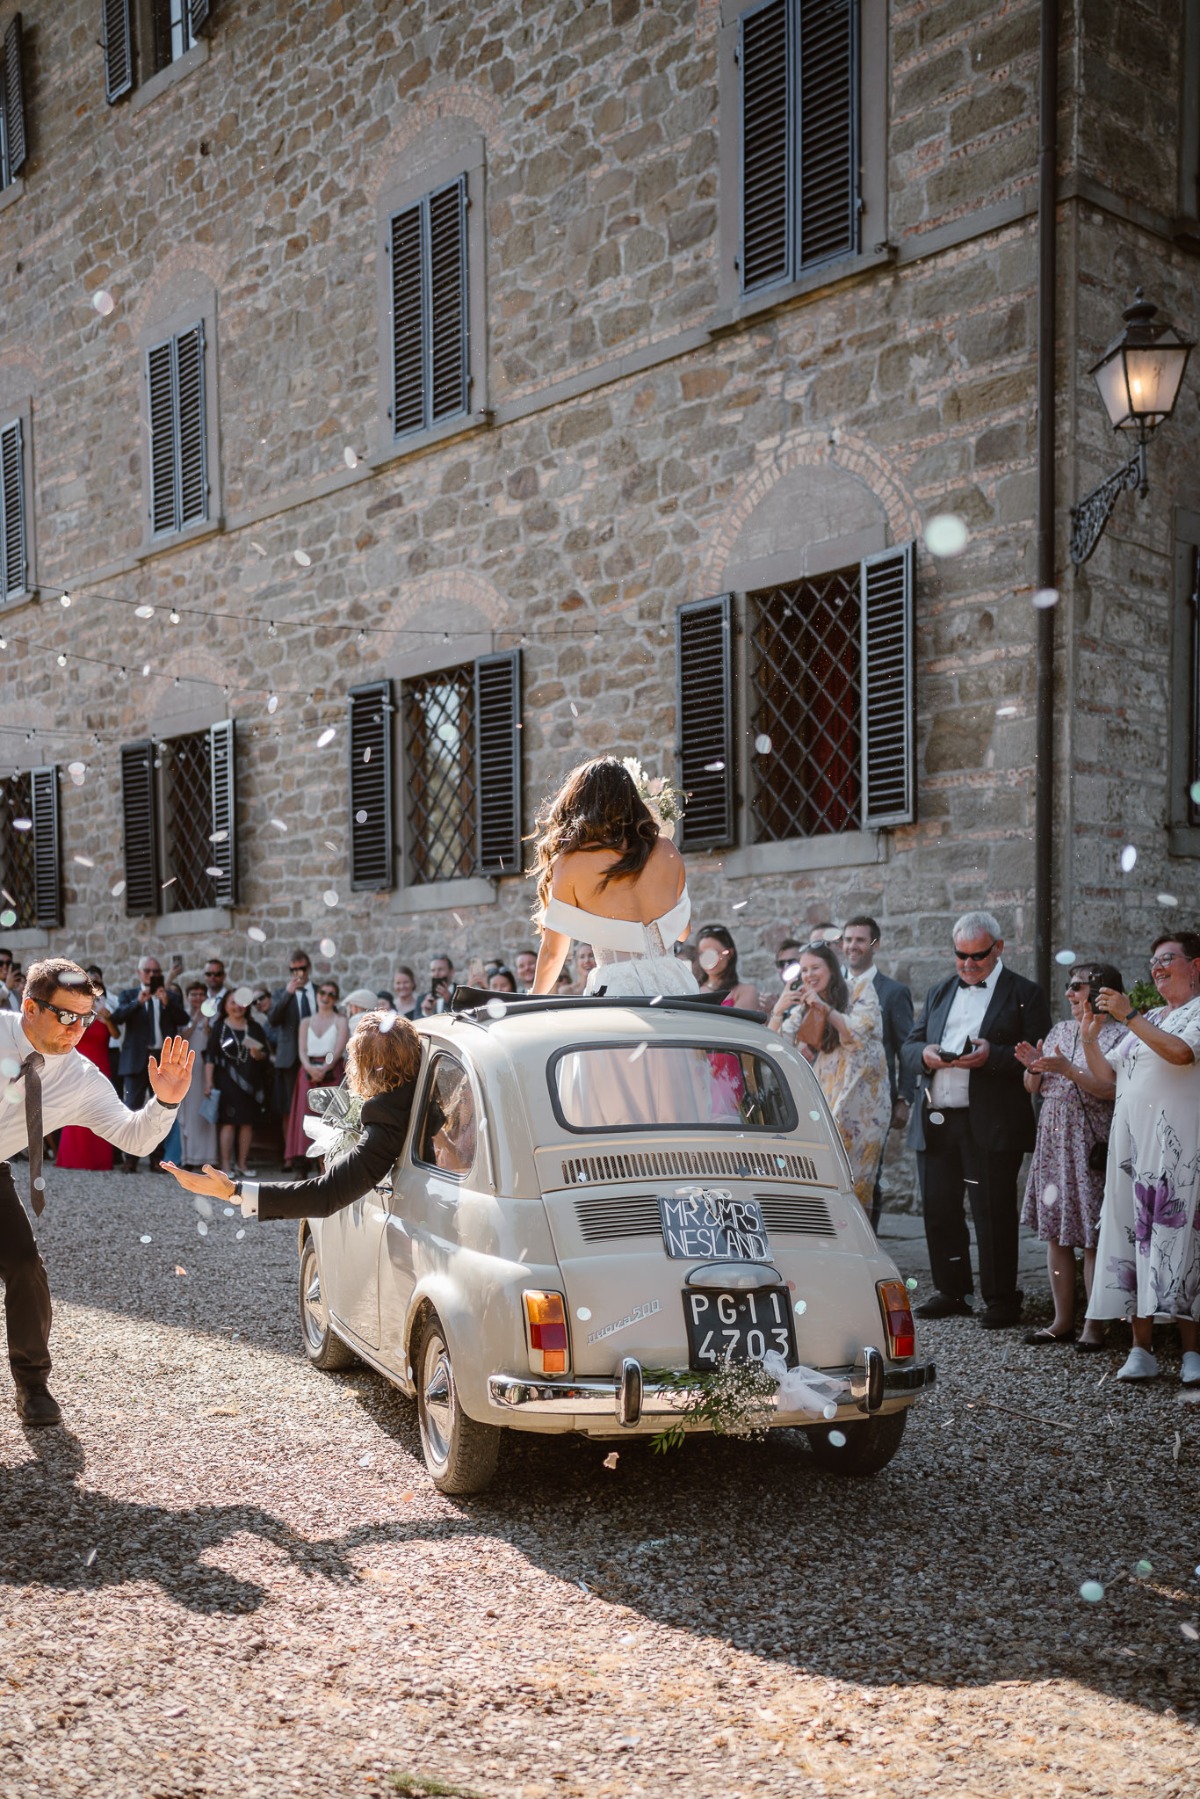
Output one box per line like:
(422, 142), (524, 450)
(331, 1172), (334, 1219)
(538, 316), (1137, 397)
(530, 757), (659, 920)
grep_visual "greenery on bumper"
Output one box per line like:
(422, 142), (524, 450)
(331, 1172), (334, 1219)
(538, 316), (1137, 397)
(648, 1356), (779, 1454)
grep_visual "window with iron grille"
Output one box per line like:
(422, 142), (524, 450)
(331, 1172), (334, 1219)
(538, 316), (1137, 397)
(146, 324), (208, 537)
(676, 543), (915, 853)
(0, 767), (60, 929)
(119, 722), (236, 917)
(104, 0), (213, 102)
(1, 14), (28, 191)
(1, 416), (29, 602)
(399, 650), (522, 886)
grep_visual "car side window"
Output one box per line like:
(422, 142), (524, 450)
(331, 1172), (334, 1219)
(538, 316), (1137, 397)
(416, 1054), (477, 1179)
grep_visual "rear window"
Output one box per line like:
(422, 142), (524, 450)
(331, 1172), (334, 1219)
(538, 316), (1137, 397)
(550, 1042), (797, 1134)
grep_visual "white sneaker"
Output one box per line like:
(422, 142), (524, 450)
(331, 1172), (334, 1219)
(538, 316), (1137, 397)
(1180, 1351), (1200, 1386)
(1115, 1347), (1160, 1381)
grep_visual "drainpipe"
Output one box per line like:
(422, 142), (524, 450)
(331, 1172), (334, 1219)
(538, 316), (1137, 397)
(1033, 0), (1058, 999)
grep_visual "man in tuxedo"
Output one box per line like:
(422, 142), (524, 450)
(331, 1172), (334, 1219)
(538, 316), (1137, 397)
(269, 949), (317, 1170)
(111, 955), (187, 1172)
(841, 916), (915, 1229)
(901, 910), (1051, 1329)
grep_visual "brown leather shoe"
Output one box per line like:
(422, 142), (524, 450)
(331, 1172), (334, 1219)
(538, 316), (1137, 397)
(16, 1383), (62, 1426)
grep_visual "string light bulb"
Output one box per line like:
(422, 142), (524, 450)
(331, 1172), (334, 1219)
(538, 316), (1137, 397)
(267, 621), (278, 638)
(56, 652), (67, 667)
(169, 608), (180, 625)
(60, 591), (72, 608)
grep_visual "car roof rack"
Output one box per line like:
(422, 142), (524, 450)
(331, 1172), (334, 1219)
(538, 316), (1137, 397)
(448, 985), (767, 1025)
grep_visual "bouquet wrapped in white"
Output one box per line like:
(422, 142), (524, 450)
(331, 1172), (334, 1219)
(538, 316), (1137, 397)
(622, 756), (684, 841)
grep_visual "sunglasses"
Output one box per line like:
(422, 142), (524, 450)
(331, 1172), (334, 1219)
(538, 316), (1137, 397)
(954, 943), (996, 963)
(317, 989), (337, 999)
(290, 966), (309, 974)
(33, 998), (95, 1029)
(1065, 981), (1090, 994)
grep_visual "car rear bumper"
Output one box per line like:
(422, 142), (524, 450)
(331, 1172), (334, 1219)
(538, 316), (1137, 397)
(486, 1350), (935, 1427)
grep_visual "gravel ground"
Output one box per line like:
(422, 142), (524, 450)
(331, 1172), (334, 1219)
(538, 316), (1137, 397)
(1, 1167), (1198, 1799)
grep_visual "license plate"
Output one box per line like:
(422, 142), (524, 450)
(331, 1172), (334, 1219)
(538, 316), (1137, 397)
(683, 1287), (797, 1371)
(658, 1189), (770, 1261)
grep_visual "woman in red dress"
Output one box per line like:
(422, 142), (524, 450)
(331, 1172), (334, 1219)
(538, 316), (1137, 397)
(56, 966), (120, 1171)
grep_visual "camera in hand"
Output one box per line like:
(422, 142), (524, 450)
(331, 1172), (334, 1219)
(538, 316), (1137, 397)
(941, 1037), (974, 1063)
(1087, 972), (1105, 1013)
(148, 972), (165, 993)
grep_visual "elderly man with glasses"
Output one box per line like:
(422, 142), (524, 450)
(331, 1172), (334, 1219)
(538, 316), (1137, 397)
(900, 910), (1051, 1329)
(0, 957), (193, 1425)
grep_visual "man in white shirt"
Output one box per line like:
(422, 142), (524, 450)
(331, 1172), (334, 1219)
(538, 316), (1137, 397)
(900, 911), (1051, 1329)
(0, 957), (193, 1426)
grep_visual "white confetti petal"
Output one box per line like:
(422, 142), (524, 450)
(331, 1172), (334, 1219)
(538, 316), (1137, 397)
(1032, 587), (1059, 609)
(196, 1220), (208, 1237)
(318, 728), (336, 748)
(355, 809), (367, 823)
(628, 1042), (647, 1062)
(704, 759), (725, 772)
(73, 855), (95, 868)
(1079, 1580), (1104, 1603)
(267, 694), (279, 714)
(322, 889), (339, 908)
(293, 548), (312, 567)
(1055, 949), (1077, 966)
(209, 829), (228, 843)
(754, 733), (773, 754)
(794, 1299), (807, 1315)
(827, 1430), (847, 1447)
(193, 1195), (214, 1221)
(924, 513), (969, 557)
(205, 865), (223, 877)
(698, 948), (721, 971)
(12, 818), (31, 832)
(201, 998), (218, 1017)
(235, 1228), (245, 1240)
(270, 818), (288, 832)
(485, 998), (507, 1019)
(995, 705), (1019, 718)
(1157, 892), (1179, 907)
(111, 880), (126, 897)
(822, 1403), (838, 1421)
(139, 1234), (152, 1244)
(247, 926), (267, 943)
(343, 446), (358, 469)
(1120, 844), (1137, 873)
(92, 289), (115, 316)
(576, 1307), (592, 1322)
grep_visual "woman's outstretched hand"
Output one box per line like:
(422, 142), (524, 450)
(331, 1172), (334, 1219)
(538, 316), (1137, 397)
(160, 1162), (237, 1201)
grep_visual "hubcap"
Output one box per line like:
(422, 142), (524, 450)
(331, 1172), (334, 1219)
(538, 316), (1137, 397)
(301, 1247), (328, 1351)
(422, 1333), (454, 1467)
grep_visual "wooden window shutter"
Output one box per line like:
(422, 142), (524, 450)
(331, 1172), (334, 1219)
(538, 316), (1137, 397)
(676, 596), (735, 851)
(428, 176), (468, 425)
(740, 0), (790, 294)
(797, 0), (859, 270)
(474, 650), (521, 876)
(389, 178), (468, 439)
(30, 766), (61, 929)
(147, 341), (178, 534)
(176, 324), (208, 528)
(3, 14), (28, 181)
(120, 740), (159, 916)
(188, 0), (213, 35)
(103, 0), (134, 105)
(348, 680), (394, 891)
(859, 542), (916, 828)
(0, 419), (25, 600)
(208, 719), (236, 907)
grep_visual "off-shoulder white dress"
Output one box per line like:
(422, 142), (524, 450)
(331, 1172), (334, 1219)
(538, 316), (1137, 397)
(541, 888), (698, 999)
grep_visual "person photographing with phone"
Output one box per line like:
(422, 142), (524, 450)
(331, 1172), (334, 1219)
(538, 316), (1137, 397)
(768, 941), (891, 1217)
(900, 911), (1051, 1329)
(111, 955), (187, 1174)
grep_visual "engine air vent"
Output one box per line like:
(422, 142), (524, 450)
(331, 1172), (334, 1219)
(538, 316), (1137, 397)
(561, 1147), (818, 1188)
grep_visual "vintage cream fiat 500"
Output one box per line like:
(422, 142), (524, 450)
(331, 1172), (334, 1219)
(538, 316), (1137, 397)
(297, 993), (935, 1493)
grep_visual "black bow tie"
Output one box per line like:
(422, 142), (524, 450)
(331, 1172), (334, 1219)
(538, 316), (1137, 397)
(957, 978), (977, 990)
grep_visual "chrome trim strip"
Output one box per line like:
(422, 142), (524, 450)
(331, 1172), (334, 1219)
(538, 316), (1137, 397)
(486, 1358), (935, 1419)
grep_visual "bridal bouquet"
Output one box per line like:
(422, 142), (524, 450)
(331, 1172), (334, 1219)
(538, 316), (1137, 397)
(622, 756), (684, 840)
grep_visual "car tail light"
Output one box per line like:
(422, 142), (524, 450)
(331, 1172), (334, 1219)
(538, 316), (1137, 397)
(877, 1279), (915, 1359)
(523, 1291), (569, 1376)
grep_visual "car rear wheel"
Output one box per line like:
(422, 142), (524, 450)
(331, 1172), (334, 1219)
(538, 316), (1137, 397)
(299, 1233), (357, 1371)
(805, 1407), (907, 1475)
(415, 1310), (501, 1495)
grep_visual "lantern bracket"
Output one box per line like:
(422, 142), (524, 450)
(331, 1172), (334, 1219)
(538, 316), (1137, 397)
(1068, 439), (1148, 567)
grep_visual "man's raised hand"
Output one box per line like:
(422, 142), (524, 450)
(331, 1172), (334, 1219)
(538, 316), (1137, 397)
(148, 1035), (194, 1106)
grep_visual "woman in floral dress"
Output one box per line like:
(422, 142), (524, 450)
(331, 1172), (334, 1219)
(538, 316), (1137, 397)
(767, 941), (890, 1214)
(1081, 933), (1200, 1386)
(1015, 963), (1125, 1345)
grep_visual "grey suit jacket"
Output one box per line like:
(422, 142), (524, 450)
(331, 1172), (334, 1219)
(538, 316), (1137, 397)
(871, 969), (916, 1107)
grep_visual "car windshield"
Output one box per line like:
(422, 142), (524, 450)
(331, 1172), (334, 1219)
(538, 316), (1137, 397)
(551, 1043), (796, 1133)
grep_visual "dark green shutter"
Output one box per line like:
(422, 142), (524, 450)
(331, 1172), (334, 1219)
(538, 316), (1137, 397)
(676, 596), (735, 851)
(348, 681), (394, 891)
(208, 719), (236, 907)
(103, 0), (134, 104)
(0, 420), (24, 600)
(389, 176), (468, 439)
(147, 342), (177, 534)
(740, 0), (790, 293)
(30, 766), (61, 929)
(798, 0), (859, 270)
(860, 542), (916, 828)
(3, 14), (27, 180)
(121, 741), (159, 916)
(474, 651), (521, 876)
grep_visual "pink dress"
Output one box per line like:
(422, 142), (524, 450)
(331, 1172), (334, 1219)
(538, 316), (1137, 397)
(56, 1020), (116, 1171)
(1019, 1017), (1124, 1247)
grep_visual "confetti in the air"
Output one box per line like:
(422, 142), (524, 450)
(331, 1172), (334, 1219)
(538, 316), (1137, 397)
(603, 1452), (619, 1470)
(698, 949), (720, 971)
(924, 513), (969, 557)
(754, 733), (773, 755)
(1055, 949), (1077, 966)
(782, 963), (801, 982)
(111, 880), (126, 897)
(343, 446), (358, 469)
(1043, 1183), (1059, 1207)
(704, 760), (725, 772)
(628, 1042), (647, 1062)
(486, 998), (507, 1020)
(794, 1300), (807, 1316)
(355, 809), (367, 823)
(134, 604), (154, 619)
(92, 289), (115, 316)
(1032, 587), (1059, 609)
(205, 865), (223, 877)
(1120, 845), (1137, 873)
(85, 1548), (99, 1568)
(1191, 781), (1200, 806)
(1133, 1559), (1153, 1577)
(822, 1403), (838, 1421)
(197, 1220), (209, 1237)
(174, 1265), (187, 1277)
(569, 702), (579, 717)
(236, 1228), (246, 1240)
(73, 855), (94, 868)
(247, 927), (267, 943)
(270, 818), (288, 832)
(731, 900), (748, 910)
(906, 1278), (918, 1292)
(1079, 1580), (1105, 1603)
(210, 829), (228, 843)
(322, 889), (339, 908)
(0, 911), (15, 929)
(267, 694), (279, 714)
(12, 818), (31, 832)
(996, 705), (1019, 718)
(193, 1195), (214, 1221)
(929, 1110), (945, 1125)
(201, 998), (218, 1017)
(1158, 893), (1179, 907)
(319, 938), (336, 957)
(576, 1307), (592, 1322)
(828, 1430), (847, 1448)
(139, 1234), (152, 1244)
(293, 549), (312, 567)
(317, 728), (336, 748)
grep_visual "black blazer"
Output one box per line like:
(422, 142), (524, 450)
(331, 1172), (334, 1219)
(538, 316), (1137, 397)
(871, 970), (916, 1106)
(255, 1082), (419, 1222)
(111, 986), (188, 1078)
(900, 965), (1051, 1155)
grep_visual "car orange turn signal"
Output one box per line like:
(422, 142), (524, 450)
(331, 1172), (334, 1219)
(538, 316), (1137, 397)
(876, 1279), (915, 1360)
(523, 1291), (569, 1376)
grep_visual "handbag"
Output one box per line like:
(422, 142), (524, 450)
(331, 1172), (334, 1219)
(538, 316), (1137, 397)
(1071, 1027), (1109, 1173)
(199, 1090), (221, 1125)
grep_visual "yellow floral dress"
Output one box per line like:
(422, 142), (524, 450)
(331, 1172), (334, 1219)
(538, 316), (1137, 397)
(811, 976), (892, 1212)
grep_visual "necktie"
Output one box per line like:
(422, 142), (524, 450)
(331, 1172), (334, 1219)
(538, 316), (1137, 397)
(299, 990), (312, 1020)
(23, 1052), (45, 1217)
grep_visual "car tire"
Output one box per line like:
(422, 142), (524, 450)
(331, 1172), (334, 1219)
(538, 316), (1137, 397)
(415, 1310), (501, 1495)
(804, 1407), (907, 1475)
(299, 1233), (357, 1372)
